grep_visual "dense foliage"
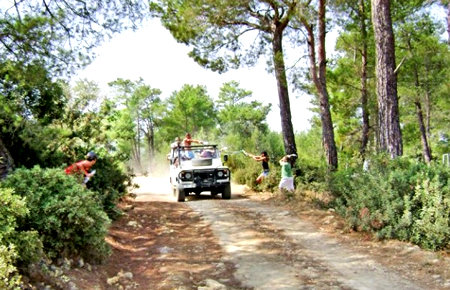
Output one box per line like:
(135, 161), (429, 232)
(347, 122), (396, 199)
(1, 167), (111, 262)
(0, 187), (40, 288)
(330, 156), (450, 250)
(0, 0), (146, 76)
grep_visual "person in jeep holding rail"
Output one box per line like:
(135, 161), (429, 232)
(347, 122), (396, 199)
(182, 132), (203, 159)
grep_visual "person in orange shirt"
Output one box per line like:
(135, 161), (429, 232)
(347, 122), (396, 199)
(182, 133), (203, 159)
(65, 151), (97, 185)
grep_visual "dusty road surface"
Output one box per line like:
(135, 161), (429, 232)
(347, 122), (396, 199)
(67, 175), (450, 290)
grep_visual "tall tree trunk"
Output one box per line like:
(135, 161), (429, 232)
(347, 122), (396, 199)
(132, 139), (141, 171)
(371, 0), (403, 158)
(137, 114), (142, 163)
(150, 123), (155, 158)
(414, 100), (432, 163)
(0, 137), (14, 179)
(424, 90), (431, 137)
(359, 0), (370, 157)
(272, 28), (297, 156)
(317, 0), (338, 170)
(409, 39), (432, 163)
(146, 122), (155, 160)
(374, 104), (380, 150)
(301, 0), (338, 170)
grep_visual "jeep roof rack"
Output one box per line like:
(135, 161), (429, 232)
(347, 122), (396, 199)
(174, 144), (218, 149)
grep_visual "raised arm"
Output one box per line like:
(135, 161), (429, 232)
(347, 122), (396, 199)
(183, 137), (203, 144)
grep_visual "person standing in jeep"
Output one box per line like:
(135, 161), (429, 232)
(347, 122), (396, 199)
(171, 137), (182, 148)
(183, 133), (203, 159)
(183, 133), (203, 148)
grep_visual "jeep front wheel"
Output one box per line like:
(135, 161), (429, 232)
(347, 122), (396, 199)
(175, 187), (185, 202)
(222, 184), (231, 199)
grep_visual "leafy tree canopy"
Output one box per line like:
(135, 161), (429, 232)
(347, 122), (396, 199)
(150, 0), (299, 73)
(1, 0), (147, 77)
(164, 84), (216, 138)
(217, 81), (271, 145)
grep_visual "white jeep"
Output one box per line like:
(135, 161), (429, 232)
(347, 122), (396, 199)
(168, 144), (231, 202)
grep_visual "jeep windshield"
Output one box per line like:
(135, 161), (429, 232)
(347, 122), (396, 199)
(171, 144), (222, 168)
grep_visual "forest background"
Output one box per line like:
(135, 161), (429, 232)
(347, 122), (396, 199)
(0, 0), (449, 288)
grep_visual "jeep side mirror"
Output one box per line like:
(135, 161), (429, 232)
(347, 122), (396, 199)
(223, 154), (228, 162)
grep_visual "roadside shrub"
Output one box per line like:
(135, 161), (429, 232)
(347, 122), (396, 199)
(294, 162), (329, 193)
(0, 188), (29, 288)
(226, 153), (254, 186)
(330, 156), (450, 250)
(403, 170), (450, 250)
(0, 244), (21, 289)
(0, 187), (44, 288)
(256, 169), (279, 192)
(330, 167), (388, 231)
(86, 155), (132, 220)
(1, 166), (111, 262)
(59, 144), (132, 220)
(232, 166), (256, 187)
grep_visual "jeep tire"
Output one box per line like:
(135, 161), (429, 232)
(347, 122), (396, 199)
(175, 187), (185, 202)
(222, 184), (231, 199)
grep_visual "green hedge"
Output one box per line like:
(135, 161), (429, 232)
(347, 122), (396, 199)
(1, 166), (111, 262)
(0, 187), (41, 289)
(330, 157), (450, 250)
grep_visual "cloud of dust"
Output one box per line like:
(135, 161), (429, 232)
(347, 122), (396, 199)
(130, 152), (173, 197)
(129, 152), (170, 178)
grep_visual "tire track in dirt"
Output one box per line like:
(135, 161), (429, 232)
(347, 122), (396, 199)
(187, 198), (424, 290)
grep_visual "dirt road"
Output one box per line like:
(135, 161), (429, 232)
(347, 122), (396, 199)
(68, 176), (450, 289)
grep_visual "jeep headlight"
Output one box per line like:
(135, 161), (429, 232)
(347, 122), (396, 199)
(216, 169), (229, 179)
(179, 171), (194, 181)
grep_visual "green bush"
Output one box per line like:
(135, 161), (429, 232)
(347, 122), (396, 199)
(0, 187), (42, 263)
(86, 155), (132, 220)
(0, 187), (45, 288)
(0, 188), (35, 289)
(295, 162), (329, 192)
(330, 156), (450, 250)
(1, 166), (111, 262)
(226, 153), (253, 185)
(0, 244), (21, 289)
(405, 171), (450, 250)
